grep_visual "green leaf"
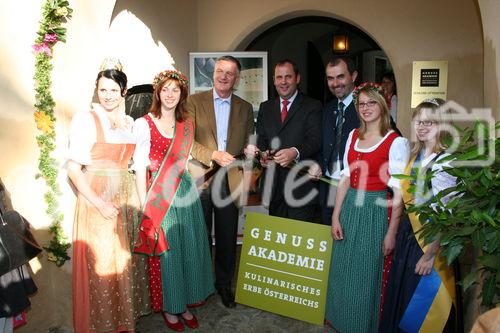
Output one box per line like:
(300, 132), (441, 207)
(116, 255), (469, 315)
(441, 230), (459, 245)
(457, 148), (480, 161)
(53, 27), (66, 33)
(477, 255), (500, 270)
(472, 230), (486, 248)
(392, 174), (414, 180)
(445, 197), (460, 209)
(461, 271), (477, 292)
(481, 212), (497, 227)
(484, 236), (499, 253)
(445, 244), (463, 265)
(474, 121), (489, 140)
(470, 170), (485, 181)
(461, 129), (473, 145)
(456, 226), (476, 236)
(479, 173), (493, 188)
(437, 154), (455, 163)
(484, 230), (497, 241)
(487, 196), (498, 216)
(471, 209), (482, 223)
(481, 275), (496, 306)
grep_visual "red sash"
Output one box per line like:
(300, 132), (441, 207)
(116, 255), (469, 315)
(134, 120), (194, 256)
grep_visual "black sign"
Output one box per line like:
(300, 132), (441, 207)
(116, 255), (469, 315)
(420, 69), (440, 87)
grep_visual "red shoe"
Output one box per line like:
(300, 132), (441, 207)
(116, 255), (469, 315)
(161, 312), (184, 332)
(181, 313), (199, 329)
(187, 301), (206, 308)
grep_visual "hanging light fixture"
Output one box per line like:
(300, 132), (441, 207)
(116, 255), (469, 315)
(333, 28), (349, 53)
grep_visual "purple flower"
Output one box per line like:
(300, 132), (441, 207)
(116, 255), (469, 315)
(32, 43), (52, 57)
(44, 33), (58, 43)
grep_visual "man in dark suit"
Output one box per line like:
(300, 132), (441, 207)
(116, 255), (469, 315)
(187, 55), (254, 308)
(247, 59), (322, 222)
(309, 56), (400, 225)
(309, 57), (359, 225)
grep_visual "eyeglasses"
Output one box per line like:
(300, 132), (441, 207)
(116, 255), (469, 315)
(414, 120), (436, 127)
(358, 100), (378, 109)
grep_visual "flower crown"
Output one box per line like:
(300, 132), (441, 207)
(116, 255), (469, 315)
(352, 82), (385, 103)
(153, 70), (189, 88)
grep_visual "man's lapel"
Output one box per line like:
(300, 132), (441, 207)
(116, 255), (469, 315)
(323, 100), (340, 158)
(227, 95), (240, 146)
(272, 98), (281, 129)
(202, 90), (218, 143)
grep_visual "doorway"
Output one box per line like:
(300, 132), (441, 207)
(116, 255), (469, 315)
(242, 16), (393, 104)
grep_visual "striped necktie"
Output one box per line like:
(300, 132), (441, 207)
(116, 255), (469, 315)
(328, 101), (345, 174)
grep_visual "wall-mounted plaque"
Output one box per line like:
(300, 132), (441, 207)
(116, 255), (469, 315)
(411, 61), (448, 107)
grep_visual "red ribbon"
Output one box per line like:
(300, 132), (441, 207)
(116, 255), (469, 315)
(134, 120), (194, 256)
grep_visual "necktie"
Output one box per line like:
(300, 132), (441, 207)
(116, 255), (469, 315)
(328, 101), (345, 174)
(281, 99), (289, 123)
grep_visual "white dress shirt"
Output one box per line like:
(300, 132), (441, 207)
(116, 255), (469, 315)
(326, 91), (354, 179)
(213, 90), (231, 151)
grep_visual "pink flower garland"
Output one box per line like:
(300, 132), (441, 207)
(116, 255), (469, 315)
(32, 33), (59, 57)
(44, 33), (58, 43)
(32, 43), (52, 57)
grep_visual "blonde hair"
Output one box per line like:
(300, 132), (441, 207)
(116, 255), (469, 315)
(356, 88), (391, 139)
(411, 98), (448, 155)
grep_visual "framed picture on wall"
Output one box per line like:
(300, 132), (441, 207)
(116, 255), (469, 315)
(189, 51), (268, 113)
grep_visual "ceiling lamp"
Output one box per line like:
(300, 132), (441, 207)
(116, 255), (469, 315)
(333, 30), (349, 53)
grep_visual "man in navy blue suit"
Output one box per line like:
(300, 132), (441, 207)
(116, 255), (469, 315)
(309, 56), (360, 225)
(310, 56), (400, 225)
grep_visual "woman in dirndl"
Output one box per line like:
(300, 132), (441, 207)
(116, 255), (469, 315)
(68, 62), (150, 333)
(379, 98), (457, 332)
(324, 82), (410, 332)
(133, 70), (214, 331)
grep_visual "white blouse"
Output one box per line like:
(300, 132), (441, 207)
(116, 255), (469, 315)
(341, 129), (411, 189)
(132, 116), (194, 172)
(131, 117), (153, 171)
(67, 103), (134, 166)
(417, 152), (457, 205)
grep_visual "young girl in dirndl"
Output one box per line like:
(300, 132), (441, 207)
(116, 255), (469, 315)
(324, 83), (410, 332)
